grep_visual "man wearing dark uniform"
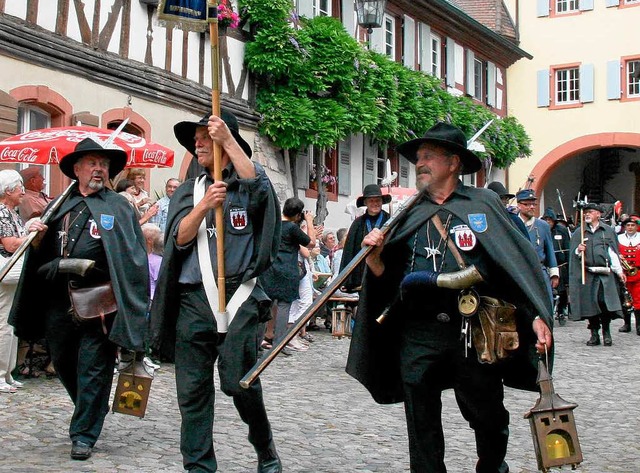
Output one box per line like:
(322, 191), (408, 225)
(9, 139), (149, 461)
(346, 123), (553, 473)
(340, 184), (391, 292)
(149, 110), (282, 473)
(617, 215), (640, 334)
(542, 207), (572, 321)
(569, 203), (625, 346)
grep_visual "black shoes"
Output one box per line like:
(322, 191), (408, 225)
(586, 330), (600, 346)
(619, 324), (631, 333)
(70, 440), (92, 460)
(603, 329), (613, 346)
(257, 441), (282, 473)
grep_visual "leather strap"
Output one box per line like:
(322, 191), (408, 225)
(430, 213), (467, 269)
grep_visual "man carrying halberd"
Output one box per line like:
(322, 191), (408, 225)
(346, 122), (553, 473)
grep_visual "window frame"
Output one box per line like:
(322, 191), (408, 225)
(431, 33), (442, 78)
(383, 14), (395, 59)
(550, 63), (583, 110)
(555, 0), (580, 15)
(305, 145), (338, 202)
(473, 58), (484, 101)
(622, 55), (640, 102)
(16, 105), (52, 195)
(313, 0), (331, 17)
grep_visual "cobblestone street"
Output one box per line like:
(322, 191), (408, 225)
(1, 318), (639, 472)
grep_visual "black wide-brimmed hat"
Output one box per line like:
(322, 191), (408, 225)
(395, 123), (482, 175)
(356, 184), (392, 208)
(583, 202), (604, 213)
(174, 109), (252, 158)
(59, 138), (127, 179)
(487, 181), (514, 199)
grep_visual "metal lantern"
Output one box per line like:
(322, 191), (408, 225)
(331, 304), (353, 339)
(355, 0), (388, 33)
(112, 360), (154, 418)
(524, 359), (583, 472)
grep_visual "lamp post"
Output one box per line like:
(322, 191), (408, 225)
(355, 0), (388, 39)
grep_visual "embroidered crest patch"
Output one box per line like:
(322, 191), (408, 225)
(452, 224), (477, 251)
(230, 208), (248, 230)
(100, 214), (114, 231)
(468, 213), (488, 233)
(89, 219), (102, 239)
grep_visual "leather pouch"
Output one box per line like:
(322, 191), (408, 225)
(471, 296), (519, 364)
(68, 281), (117, 334)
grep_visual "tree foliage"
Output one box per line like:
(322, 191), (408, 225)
(241, 0), (531, 170)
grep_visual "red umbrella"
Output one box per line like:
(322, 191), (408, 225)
(0, 125), (174, 168)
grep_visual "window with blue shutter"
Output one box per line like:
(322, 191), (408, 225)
(579, 64), (594, 103)
(403, 15), (415, 70)
(607, 60), (622, 100)
(446, 38), (455, 87)
(466, 51), (475, 96)
(537, 0), (550, 16)
(537, 69), (550, 107)
(487, 62), (497, 107)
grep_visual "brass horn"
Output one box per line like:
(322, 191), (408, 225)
(621, 258), (638, 277)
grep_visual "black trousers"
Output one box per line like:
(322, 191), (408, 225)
(175, 285), (273, 472)
(400, 318), (510, 473)
(45, 297), (117, 446)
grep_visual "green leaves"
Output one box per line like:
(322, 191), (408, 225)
(241, 1), (531, 169)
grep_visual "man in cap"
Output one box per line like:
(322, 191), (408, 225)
(339, 183), (391, 292)
(148, 177), (180, 233)
(347, 122), (553, 473)
(617, 215), (640, 333)
(486, 181), (529, 238)
(542, 207), (572, 321)
(516, 189), (559, 300)
(149, 110), (282, 473)
(569, 203), (625, 345)
(18, 165), (52, 220)
(9, 138), (149, 460)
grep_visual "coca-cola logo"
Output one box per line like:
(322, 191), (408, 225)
(0, 147), (40, 162)
(141, 149), (169, 165)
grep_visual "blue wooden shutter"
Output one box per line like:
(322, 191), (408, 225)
(342, 0), (355, 36)
(399, 156), (410, 188)
(487, 62), (496, 107)
(537, 69), (550, 107)
(418, 23), (431, 73)
(363, 138), (377, 186)
(296, 147), (310, 190)
(466, 51), (475, 95)
(580, 64), (594, 103)
(537, 0), (550, 17)
(605, 0), (620, 7)
(298, 0), (314, 19)
(446, 37), (455, 87)
(403, 15), (416, 70)
(607, 60), (622, 100)
(338, 138), (351, 196)
(580, 0), (594, 10)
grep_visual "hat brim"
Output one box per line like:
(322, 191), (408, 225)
(59, 149), (127, 180)
(174, 121), (253, 159)
(356, 193), (392, 208)
(396, 137), (482, 175)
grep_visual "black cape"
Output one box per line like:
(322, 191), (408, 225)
(9, 186), (149, 351)
(339, 210), (390, 292)
(346, 183), (554, 404)
(148, 166), (280, 360)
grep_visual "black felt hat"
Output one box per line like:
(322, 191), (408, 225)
(356, 184), (392, 208)
(174, 109), (252, 158)
(583, 202), (604, 213)
(487, 181), (515, 199)
(59, 138), (127, 179)
(395, 122), (482, 175)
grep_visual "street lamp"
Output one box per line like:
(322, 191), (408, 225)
(355, 0), (388, 34)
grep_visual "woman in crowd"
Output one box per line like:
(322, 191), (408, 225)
(115, 179), (158, 225)
(124, 169), (152, 214)
(0, 170), (44, 393)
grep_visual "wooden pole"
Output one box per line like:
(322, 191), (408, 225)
(580, 208), (586, 285)
(208, 0), (226, 312)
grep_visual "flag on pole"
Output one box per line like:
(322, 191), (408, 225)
(158, 0), (208, 31)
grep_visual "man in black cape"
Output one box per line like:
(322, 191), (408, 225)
(568, 203), (624, 346)
(9, 138), (149, 461)
(339, 183), (391, 292)
(148, 110), (282, 473)
(346, 123), (553, 473)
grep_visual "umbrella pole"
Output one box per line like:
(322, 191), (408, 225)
(0, 180), (76, 282)
(209, 0), (226, 313)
